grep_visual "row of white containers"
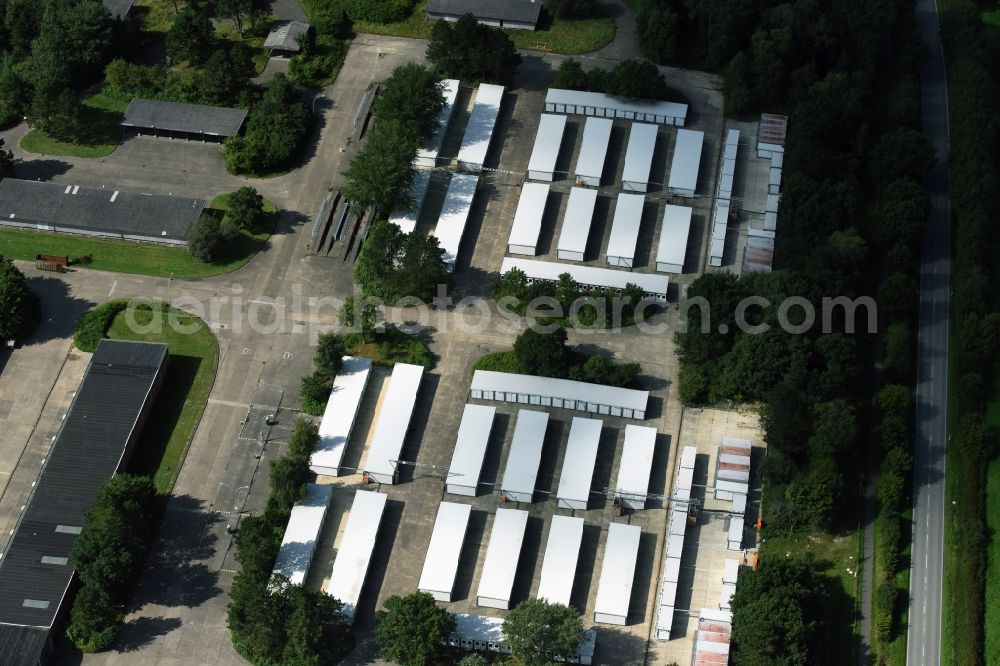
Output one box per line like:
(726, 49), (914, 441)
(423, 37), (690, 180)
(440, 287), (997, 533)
(654, 445), (696, 640)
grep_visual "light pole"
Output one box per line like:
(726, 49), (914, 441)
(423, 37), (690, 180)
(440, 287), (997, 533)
(312, 93), (326, 116)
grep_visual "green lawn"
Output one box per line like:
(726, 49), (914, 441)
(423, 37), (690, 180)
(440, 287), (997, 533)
(135, 0), (185, 34)
(20, 94), (126, 158)
(107, 306), (218, 492)
(0, 194), (276, 278)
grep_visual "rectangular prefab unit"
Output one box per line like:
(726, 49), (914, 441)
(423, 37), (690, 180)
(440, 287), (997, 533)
(446, 404), (497, 496)
(658, 581), (678, 612)
(508, 182), (550, 255)
(667, 129), (705, 197)
(271, 483), (333, 587)
(418, 502), (473, 602)
(769, 166), (782, 195)
(606, 193), (645, 268)
(720, 582), (737, 611)
(664, 556), (682, 584)
(556, 417), (603, 510)
(527, 114), (567, 181)
(655, 604), (674, 640)
(311, 356), (372, 476)
(500, 257), (669, 303)
(614, 424), (657, 510)
(680, 445), (696, 470)
(500, 409), (550, 503)
(415, 79), (460, 168)
(325, 490), (388, 622)
(476, 508), (529, 609)
(668, 508), (688, 537)
(363, 363), (424, 484)
(435, 173), (479, 270)
(723, 558), (740, 585)
(727, 516), (745, 551)
(457, 83), (505, 172)
(544, 88), (688, 126)
(557, 187), (599, 261)
(655, 204), (692, 274)
(722, 436), (752, 452)
(574, 117), (613, 187)
(676, 465), (694, 494)
(593, 522), (642, 625)
(469, 369), (650, 419)
(536, 515), (585, 606)
(622, 123), (658, 192)
(732, 493), (747, 515)
(666, 532), (684, 560)
(388, 170), (431, 235)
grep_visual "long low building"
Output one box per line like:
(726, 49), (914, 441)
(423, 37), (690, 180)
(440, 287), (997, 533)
(427, 0), (542, 30)
(527, 114), (568, 181)
(557, 187), (599, 262)
(507, 182), (550, 256)
(556, 417), (603, 510)
(446, 404), (497, 496)
(457, 83), (504, 173)
(435, 173), (479, 270)
(271, 483), (333, 587)
(655, 204), (692, 274)
(667, 129), (704, 197)
(545, 88), (687, 126)
(606, 193), (646, 268)
(500, 409), (549, 503)
(388, 170), (431, 235)
(470, 369), (649, 420)
(446, 613), (597, 664)
(0, 179), (205, 245)
(536, 515), (585, 606)
(500, 256), (670, 302)
(574, 117), (613, 187)
(415, 79), (460, 168)
(418, 502), (472, 602)
(614, 424), (658, 510)
(476, 508), (529, 610)
(363, 363), (424, 485)
(622, 123), (658, 192)
(325, 490), (387, 622)
(594, 522), (642, 625)
(310, 356), (372, 477)
(122, 98), (247, 141)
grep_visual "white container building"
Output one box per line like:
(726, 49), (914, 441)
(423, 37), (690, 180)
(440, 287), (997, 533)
(574, 117), (613, 187)
(434, 173), (479, 270)
(557, 187), (599, 261)
(622, 123), (658, 192)
(476, 508), (529, 609)
(556, 417), (603, 510)
(723, 558), (740, 585)
(446, 404), (497, 496)
(500, 257), (669, 302)
(527, 114), (567, 181)
(655, 203), (692, 273)
(363, 363), (424, 485)
(388, 170), (431, 235)
(457, 83), (504, 172)
(311, 356), (372, 477)
(680, 445), (696, 470)
(666, 129), (704, 198)
(447, 613), (597, 665)
(544, 88), (687, 126)
(508, 183), (550, 256)
(325, 490), (388, 622)
(614, 424), (657, 510)
(415, 79), (460, 168)
(664, 555), (681, 584)
(606, 193), (645, 268)
(500, 409), (550, 503)
(594, 522), (642, 625)
(418, 501), (472, 602)
(666, 532), (684, 560)
(727, 516), (744, 551)
(271, 483), (333, 587)
(470, 369), (650, 419)
(536, 515), (585, 606)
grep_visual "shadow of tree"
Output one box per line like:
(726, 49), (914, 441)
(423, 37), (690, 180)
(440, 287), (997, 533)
(114, 615), (184, 653)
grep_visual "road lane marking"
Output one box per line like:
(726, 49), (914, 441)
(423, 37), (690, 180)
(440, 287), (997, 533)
(108, 280), (117, 298)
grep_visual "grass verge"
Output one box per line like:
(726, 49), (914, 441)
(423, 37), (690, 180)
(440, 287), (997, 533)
(20, 94), (126, 158)
(106, 305), (218, 492)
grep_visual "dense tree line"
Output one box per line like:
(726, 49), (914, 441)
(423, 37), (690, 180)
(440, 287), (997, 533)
(0, 253), (38, 341)
(373, 592), (455, 665)
(227, 418), (352, 665)
(426, 14), (521, 85)
(354, 219), (450, 301)
(224, 74), (312, 175)
(552, 58), (685, 102)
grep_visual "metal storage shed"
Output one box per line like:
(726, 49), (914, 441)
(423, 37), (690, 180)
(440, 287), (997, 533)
(500, 257), (669, 302)
(544, 88), (688, 126)
(769, 165), (783, 195)
(667, 129), (704, 197)
(715, 479), (749, 502)
(614, 424), (658, 510)
(325, 490), (387, 622)
(723, 558), (740, 584)
(434, 173), (479, 270)
(594, 522), (642, 625)
(727, 516), (745, 551)
(457, 83), (504, 172)
(311, 356), (372, 476)
(723, 436), (753, 450)
(666, 532), (684, 560)
(527, 114), (567, 181)
(363, 363), (424, 484)
(655, 203), (692, 274)
(271, 483), (333, 587)
(622, 123), (658, 192)
(476, 508), (529, 609)
(732, 493), (747, 515)
(574, 117), (613, 187)
(556, 417), (603, 510)
(557, 187), (599, 261)
(415, 79), (460, 168)
(500, 409), (550, 503)
(446, 404), (497, 496)
(664, 555), (681, 583)
(668, 508), (688, 537)
(606, 193), (646, 268)
(655, 606), (674, 640)
(388, 170), (431, 235)
(536, 515), (585, 606)
(469, 368), (650, 419)
(680, 445), (696, 470)
(418, 502), (473, 602)
(676, 465), (694, 494)
(508, 183), (550, 255)
(264, 20), (310, 55)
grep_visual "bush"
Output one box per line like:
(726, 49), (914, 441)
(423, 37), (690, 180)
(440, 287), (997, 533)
(225, 186), (265, 230)
(473, 350), (523, 373)
(0, 254), (39, 341)
(877, 515), (902, 575)
(300, 370), (332, 416)
(343, 0), (414, 23)
(873, 581), (898, 643)
(73, 300), (129, 351)
(102, 59), (166, 102)
(288, 418), (320, 457)
(188, 213), (238, 262)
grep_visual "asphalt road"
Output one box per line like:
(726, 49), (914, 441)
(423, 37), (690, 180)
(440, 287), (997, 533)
(908, 0), (952, 664)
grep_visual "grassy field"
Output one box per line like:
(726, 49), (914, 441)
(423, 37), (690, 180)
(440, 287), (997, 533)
(0, 194), (276, 278)
(107, 306), (218, 492)
(20, 94), (126, 158)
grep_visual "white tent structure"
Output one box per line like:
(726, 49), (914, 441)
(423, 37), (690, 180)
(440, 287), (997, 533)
(594, 522), (642, 625)
(536, 515), (585, 606)
(311, 356), (372, 477)
(507, 182), (550, 255)
(614, 424), (657, 510)
(470, 369), (650, 419)
(666, 129), (704, 197)
(556, 417), (603, 510)
(622, 123), (658, 192)
(527, 113), (567, 181)
(388, 170), (431, 235)
(363, 363), (424, 484)
(655, 204), (692, 273)
(446, 404), (497, 496)
(500, 409), (550, 503)
(606, 193), (646, 268)
(557, 187), (599, 261)
(325, 490), (388, 622)
(544, 88), (687, 126)
(574, 117), (613, 186)
(434, 173), (479, 270)
(500, 256), (670, 301)
(418, 501), (473, 602)
(271, 483), (333, 587)
(476, 508), (529, 609)
(415, 79), (460, 168)
(457, 83), (504, 172)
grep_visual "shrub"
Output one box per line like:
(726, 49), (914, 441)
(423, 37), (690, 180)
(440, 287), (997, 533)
(343, 0), (415, 23)
(873, 581), (898, 642)
(877, 515), (901, 575)
(288, 418), (320, 457)
(73, 300), (129, 351)
(300, 370), (332, 416)
(102, 59), (166, 102)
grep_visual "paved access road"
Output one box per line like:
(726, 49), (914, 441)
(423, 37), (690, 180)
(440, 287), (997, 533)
(908, 0), (952, 664)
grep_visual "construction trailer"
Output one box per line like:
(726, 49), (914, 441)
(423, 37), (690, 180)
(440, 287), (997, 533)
(594, 522), (642, 625)
(622, 122), (659, 193)
(418, 502), (473, 602)
(527, 113), (568, 181)
(544, 88), (687, 126)
(476, 508), (529, 609)
(457, 83), (504, 172)
(415, 79), (460, 168)
(614, 424), (658, 510)
(556, 417), (603, 510)
(499, 257), (670, 302)
(445, 404), (497, 496)
(536, 515), (585, 606)
(363, 363), (424, 484)
(325, 490), (388, 622)
(500, 409), (550, 503)
(666, 129), (704, 197)
(271, 483), (333, 587)
(311, 356), (372, 477)
(654, 204), (692, 274)
(434, 173), (479, 270)
(605, 193), (646, 268)
(574, 117), (613, 187)
(507, 182), (550, 255)
(556, 186), (599, 261)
